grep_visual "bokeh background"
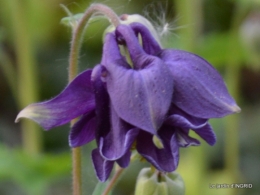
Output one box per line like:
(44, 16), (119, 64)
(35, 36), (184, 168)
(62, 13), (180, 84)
(0, 0), (260, 194)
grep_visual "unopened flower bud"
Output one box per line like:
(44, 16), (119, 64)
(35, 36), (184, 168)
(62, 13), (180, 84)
(134, 168), (185, 195)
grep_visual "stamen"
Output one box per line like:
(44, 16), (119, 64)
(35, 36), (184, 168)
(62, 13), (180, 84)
(153, 135), (164, 149)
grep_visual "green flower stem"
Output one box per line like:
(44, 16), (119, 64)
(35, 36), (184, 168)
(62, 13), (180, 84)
(68, 4), (120, 195)
(72, 145), (82, 195)
(68, 3), (120, 81)
(9, 0), (42, 155)
(102, 167), (124, 195)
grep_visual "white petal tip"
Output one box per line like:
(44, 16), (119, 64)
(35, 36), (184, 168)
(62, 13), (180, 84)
(15, 109), (30, 123)
(14, 108), (28, 123)
(231, 105), (241, 113)
(14, 105), (46, 124)
(14, 117), (20, 123)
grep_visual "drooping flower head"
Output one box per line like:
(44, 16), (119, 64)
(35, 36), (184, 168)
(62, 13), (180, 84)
(16, 14), (240, 182)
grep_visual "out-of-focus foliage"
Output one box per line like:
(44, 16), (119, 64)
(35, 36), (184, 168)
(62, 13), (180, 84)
(0, 144), (70, 195)
(198, 32), (246, 68)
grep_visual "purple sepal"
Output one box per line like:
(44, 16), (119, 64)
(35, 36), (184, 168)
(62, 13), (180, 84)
(159, 49), (241, 119)
(16, 70), (95, 130)
(193, 123), (217, 146)
(166, 105), (215, 146)
(166, 105), (208, 130)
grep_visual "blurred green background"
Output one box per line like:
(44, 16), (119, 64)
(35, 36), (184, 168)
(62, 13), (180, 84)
(0, 0), (260, 194)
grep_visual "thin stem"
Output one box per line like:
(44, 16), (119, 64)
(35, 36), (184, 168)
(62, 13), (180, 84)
(72, 146), (82, 195)
(68, 4), (120, 195)
(102, 167), (124, 195)
(69, 3), (120, 81)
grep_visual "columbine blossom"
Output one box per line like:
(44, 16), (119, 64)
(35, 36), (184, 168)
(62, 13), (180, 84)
(16, 19), (240, 182)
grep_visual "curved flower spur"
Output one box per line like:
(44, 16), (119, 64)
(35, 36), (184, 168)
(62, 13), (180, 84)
(15, 13), (240, 182)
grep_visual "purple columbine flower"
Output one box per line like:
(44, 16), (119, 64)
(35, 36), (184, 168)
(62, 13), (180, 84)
(16, 21), (240, 182)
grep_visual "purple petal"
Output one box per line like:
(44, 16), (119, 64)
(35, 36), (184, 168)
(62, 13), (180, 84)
(137, 128), (179, 172)
(167, 115), (207, 130)
(176, 129), (200, 147)
(69, 111), (96, 147)
(92, 65), (139, 160)
(193, 123), (216, 146)
(115, 25), (145, 65)
(130, 22), (161, 55)
(92, 149), (114, 182)
(166, 105), (208, 130)
(99, 107), (139, 160)
(159, 49), (241, 118)
(15, 70), (95, 130)
(165, 105), (214, 146)
(116, 150), (131, 168)
(101, 33), (125, 66)
(102, 31), (174, 134)
(91, 65), (110, 141)
(105, 62), (173, 134)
